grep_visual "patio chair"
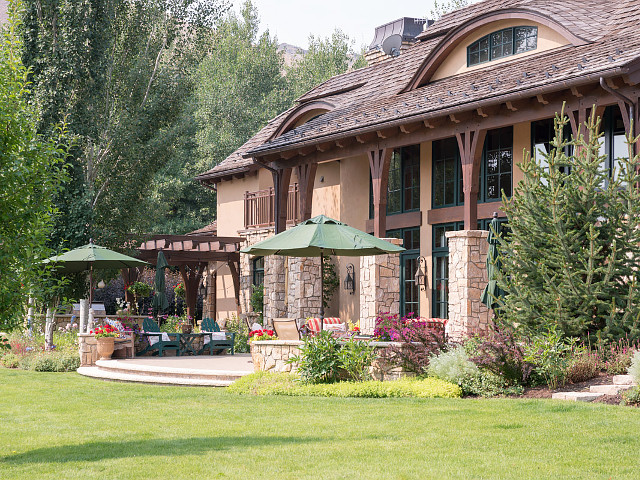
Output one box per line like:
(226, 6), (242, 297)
(199, 318), (235, 355)
(138, 317), (180, 357)
(272, 318), (300, 341)
(305, 317), (345, 333)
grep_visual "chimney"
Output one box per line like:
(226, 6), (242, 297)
(364, 17), (432, 66)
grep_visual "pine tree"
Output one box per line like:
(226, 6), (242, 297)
(499, 106), (640, 341)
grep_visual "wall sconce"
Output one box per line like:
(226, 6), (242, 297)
(344, 263), (355, 295)
(414, 256), (427, 291)
(199, 282), (206, 297)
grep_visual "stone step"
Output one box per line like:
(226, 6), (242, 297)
(77, 366), (235, 387)
(94, 359), (250, 382)
(613, 375), (637, 386)
(589, 384), (634, 395)
(551, 391), (604, 402)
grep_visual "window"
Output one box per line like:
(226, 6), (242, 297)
(370, 145), (420, 218)
(387, 227), (420, 317)
(432, 137), (463, 208)
(468, 26), (538, 66)
(601, 106), (629, 182)
(482, 127), (513, 201)
(531, 118), (573, 181)
(432, 222), (463, 319)
(252, 257), (264, 286)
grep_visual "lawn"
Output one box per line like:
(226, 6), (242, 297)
(1, 370), (638, 479)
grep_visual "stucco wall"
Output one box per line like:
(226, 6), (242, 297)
(420, 141), (433, 318)
(432, 20), (570, 81)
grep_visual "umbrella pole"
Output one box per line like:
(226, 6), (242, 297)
(89, 265), (94, 305)
(320, 248), (324, 331)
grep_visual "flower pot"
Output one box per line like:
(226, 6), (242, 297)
(96, 337), (115, 360)
(181, 324), (193, 334)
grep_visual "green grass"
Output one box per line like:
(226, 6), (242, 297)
(1, 369), (639, 479)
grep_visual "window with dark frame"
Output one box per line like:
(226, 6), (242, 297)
(432, 137), (464, 208)
(369, 145), (420, 218)
(467, 26), (537, 67)
(387, 227), (420, 317)
(482, 126), (513, 201)
(531, 118), (573, 179)
(252, 257), (264, 286)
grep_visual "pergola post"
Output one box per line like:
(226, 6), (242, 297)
(271, 167), (292, 234)
(228, 260), (242, 317)
(120, 267), (141, 305)
(368, 148), (392, 237)
(295, 162), (318, 221)
(456, 129), (486, 230)
(179, 263), (206, 322)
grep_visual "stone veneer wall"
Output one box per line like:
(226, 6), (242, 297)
(358, 238), (403, 335)
(238, 228), (277, 318)
(287, 256), (322, 320)
(78, 333), (98, 366)
(251, 339), (410, 380)
(445, 230), (492, 340)
(264, 255), (288, 320)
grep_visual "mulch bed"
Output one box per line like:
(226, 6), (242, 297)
(519, 373), (618, 401)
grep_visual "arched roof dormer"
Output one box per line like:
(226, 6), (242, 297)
(401, 9), (590, 93)
(269, 100), (335, 140)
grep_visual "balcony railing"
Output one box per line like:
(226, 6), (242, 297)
(244, 183), (299, 229)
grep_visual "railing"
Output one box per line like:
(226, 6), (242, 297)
(244, 184), (299, 229)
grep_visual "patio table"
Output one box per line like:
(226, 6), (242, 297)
(179, 333), (207, 356)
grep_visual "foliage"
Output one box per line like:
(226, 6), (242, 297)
(227, 371), (462, 399)
(90, 325), (119, 338)
(430, 0), (470, 19)
(459, 370), (524, 398)
(628, 351), (640, 384)
(292, 331), (376, 384)
(524, 327), (574, 390)
(29, 351), (80, 372)
(248, 329), (276, 342)
(1, 353), (20, 369)
(174, 283), (186, 300)
(160, 314), (192, 333)
(249, 284), (264, 320)
(375, 314), (448, 375)
(224, 315), (250, 353)
(621, 386), (640, 406)
(428, 345), (478, 385)
(498, 110), (640, 342)
(0, 2), (69, 332)
(596, 337), (639, 375)
(565, 348), (600, 384)
(321, 255), (340, 309)
(469, 326), (533, 386)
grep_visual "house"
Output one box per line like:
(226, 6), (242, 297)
(196, 0), (640, 337)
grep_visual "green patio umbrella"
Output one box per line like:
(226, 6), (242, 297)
(45, 240), (148, 302)
(481, 213), (506, 310)
(152, 251), (169, 314)
(241, 215), (405, 329)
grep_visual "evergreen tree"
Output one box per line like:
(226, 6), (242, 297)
(499, 107), (640, 341)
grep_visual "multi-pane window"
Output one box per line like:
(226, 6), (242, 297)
(532, 118), (573, 180)
(601, 106), (629, 181)
(432, 223), (463, 319)
(483, 127), (513, 201)
(468, 26), (538, 66)
(388, 227), (420, 317)
(252, 257), (264, 286)
(370, 145), (420, 218)
(432, 137), (463, 208)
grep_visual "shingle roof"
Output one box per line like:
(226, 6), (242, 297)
(197, 0), (640, 182)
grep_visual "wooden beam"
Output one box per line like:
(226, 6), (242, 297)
(449, 114), (461, 124)
(536, 94), (549, 105)
(400, 123), (420, 134)
(335, 138), (354, 148)
(505, 101), (518, 112)
(368, 149), (392, 237)
(476, 107), (488, 118)
(456, 128), (487, 230)
(423, 120), (435, 129)
(570, 86), (584, 98)
(295, 162), (318, 221)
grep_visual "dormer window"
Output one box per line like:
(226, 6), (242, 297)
(467, 26), (538, 67)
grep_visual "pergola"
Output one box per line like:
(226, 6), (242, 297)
(130, 233), (243, 320)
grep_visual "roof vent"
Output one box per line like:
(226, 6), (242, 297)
(365, 17), (431, 66)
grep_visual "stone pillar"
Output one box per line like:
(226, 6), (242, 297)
(287, 256), (322, 320)
(264, 255), (287, 320)
(78, 333), (98, 366)
(202, 265), (217, 320)
(239, 228), (276, 318)
(359, 238), (402, 335)
(445, 230), (492, 341)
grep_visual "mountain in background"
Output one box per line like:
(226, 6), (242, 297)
(278, 42), (363, 69)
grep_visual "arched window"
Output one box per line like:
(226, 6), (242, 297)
(467, 26), (538, 66)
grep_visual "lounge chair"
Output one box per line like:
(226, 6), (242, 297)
(272, 318), (300, 340)
(199, 318), (235, 355)
(138, 317), (180, 357)
(305, 317), (345, 333)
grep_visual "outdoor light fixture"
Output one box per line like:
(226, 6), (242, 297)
(414, 256), (427, 291)
(199, 282), (206, 297)
(97, 280), (106, 289)
(344, 263), (355, 295)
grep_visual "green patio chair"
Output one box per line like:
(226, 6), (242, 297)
(199, 318), (235, 355)
(138, 317), (180, 357)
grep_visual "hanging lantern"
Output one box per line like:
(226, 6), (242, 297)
(414, 256), (427, 291)
(344, 263), (355, 295)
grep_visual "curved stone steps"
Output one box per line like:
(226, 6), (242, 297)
(552, 374), (637, 402)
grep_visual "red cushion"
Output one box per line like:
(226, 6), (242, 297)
(306, 317), (342, 332)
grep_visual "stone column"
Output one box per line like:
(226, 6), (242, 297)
(264, 255), (287, 320)
(240, 228), (277, 319)
(359, 238), (402, 335)
(78, 333), (98, 366)
(445, 230), (492, 341)
(287, 257), (322, 320)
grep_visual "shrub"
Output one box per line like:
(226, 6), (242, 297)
(565, 348), (600, 384)
(228, 371), (462, 398)
(628, 350), (640, 384)
(293, 332), (377, 384)
(376, 313), (448, 375)
(30, 352), (80, 372)
(249, 284), (264, 321)
(224, 315), (249, 353)
(597, 337), (639, 375)
(428, 346), (478, 385)
(459, 370), (524, 398)
(524, 327), (573, 390)
(470, 326), (532, 386)
(622, 386), (640, 406)
(18, 356), (32, 370)
(1, 353), (19, 368)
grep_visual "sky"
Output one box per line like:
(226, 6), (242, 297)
(231, 0), (442, 50)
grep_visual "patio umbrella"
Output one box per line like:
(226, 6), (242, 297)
(45, 240), (148, 303)
(241, 215), (404, 329)
(152, 251), (169, 314)
(481, 213), (506, 310)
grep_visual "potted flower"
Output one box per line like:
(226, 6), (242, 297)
(248, 329), (277, 342)
(91, 324), (119, 360)
(179, 320), (192, 334)
(174, 282), (185, 300)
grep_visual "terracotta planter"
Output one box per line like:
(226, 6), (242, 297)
(96, 337), (115, 360)
(181, 324), (193, 334)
